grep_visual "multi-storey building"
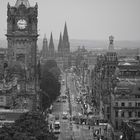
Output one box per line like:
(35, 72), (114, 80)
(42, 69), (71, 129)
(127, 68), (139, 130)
(90, 36), (118, 120)
(111, 57), (140, 140)
(90, 36), (140, 139)
(122, 119), (140, 140)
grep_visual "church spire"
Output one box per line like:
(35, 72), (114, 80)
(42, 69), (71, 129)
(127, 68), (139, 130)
(63, 22), (70, 54)
(58, 32), (63, 56)
(63, 22), (69, 42)
(49, 32), (55, 58)
(15, 0), (30, 8)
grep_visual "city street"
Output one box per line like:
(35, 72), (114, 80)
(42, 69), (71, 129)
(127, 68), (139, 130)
(52, 72), (93, 140)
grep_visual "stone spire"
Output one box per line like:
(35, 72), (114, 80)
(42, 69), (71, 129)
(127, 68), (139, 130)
(108, 35), (114, 51)
(58, 32), (63, 56)
(63, 22), (69, 42)
(15, 0), (30, 8)
(49, 32), (55, 58)
(42, 34), (48, 58)
(63, 22), (70, 54)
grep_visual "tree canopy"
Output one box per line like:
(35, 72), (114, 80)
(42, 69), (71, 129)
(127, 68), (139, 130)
(40, 59), (61, 112)
(0, 111), (57, 140)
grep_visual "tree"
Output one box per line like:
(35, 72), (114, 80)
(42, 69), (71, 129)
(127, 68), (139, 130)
(39, 60), (61, 111)
(39, 90), (50, 112)
(0, 112), (57, 140)
(43, 60), (57, 71)
(40, 71), (61, 104)
(41, 59), (61, 81)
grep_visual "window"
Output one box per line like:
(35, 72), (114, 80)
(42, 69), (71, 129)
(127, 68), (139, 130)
(115, 111), (118, 117)
(138, 103), (140, 107)
(128, 111), (132, 118)
(128, 102), (132, 107)
(0, 97), (4, 102)
(135, 95), (140, 98)
(121, 102), (125, 107)
(107, 107), (110, 113)
(121, 112), (124, 117)
(107, 115), (110, 120)
(138, 112), (140, 117)
(135, 112), (137, 117)
(115, 102), (118, 106)
(115, 121), (118, 130)
(135, 103), (138, 107)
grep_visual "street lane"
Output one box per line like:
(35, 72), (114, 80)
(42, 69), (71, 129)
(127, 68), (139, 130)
(67, 72), (93, 140)
(51, 72), (93, 140)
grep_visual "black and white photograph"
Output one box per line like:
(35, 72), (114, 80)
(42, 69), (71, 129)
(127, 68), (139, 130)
(0, 0), (140, 140)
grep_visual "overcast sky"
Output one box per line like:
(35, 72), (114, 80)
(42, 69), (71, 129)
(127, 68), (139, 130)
(0, 0), (140, 40)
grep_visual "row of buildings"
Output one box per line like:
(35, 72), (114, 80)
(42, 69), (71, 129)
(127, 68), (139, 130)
(88, 36), (140, 140)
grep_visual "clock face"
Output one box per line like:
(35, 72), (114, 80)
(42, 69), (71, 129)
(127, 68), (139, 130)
(17, 19), (27, 30)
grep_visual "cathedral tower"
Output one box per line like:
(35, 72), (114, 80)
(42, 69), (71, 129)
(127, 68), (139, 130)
(6, 0), (38, 76)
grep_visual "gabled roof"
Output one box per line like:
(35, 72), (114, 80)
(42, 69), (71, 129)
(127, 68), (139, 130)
(15, 0), (30, 8)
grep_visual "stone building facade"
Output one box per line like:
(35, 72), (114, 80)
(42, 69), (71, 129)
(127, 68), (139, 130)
(6, 0), (38, 79)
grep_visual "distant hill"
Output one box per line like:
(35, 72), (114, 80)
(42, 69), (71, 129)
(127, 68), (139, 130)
(0, 38), (140, 51)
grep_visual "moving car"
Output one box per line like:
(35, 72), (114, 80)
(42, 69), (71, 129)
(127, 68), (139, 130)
(53, 121), (60, 134)
(62, 112), (68, 119)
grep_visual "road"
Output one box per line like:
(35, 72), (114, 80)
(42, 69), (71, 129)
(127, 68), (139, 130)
(52, 72), (93, 140)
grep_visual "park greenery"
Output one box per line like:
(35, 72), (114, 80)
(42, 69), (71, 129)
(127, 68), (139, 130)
(40, 59), (61, 112)
(0, 60), (61, 139)
(0, 111), (57, 140)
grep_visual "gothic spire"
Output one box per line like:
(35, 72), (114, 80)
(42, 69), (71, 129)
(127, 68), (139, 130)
(49, 32), (55, 57)
(63, 22), (69, 42)
(58, 32), (63, 53)
(63, 22), (70, 54)
(15, 0), (30, 8)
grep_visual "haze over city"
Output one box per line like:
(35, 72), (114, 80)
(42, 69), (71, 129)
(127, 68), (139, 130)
(0, 0), (140, 41)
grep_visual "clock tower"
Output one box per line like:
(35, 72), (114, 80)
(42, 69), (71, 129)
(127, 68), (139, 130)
(6, 0), (38, 78)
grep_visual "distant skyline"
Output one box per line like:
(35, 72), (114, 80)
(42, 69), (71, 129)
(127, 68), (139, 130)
(0, 0), (140, 41)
